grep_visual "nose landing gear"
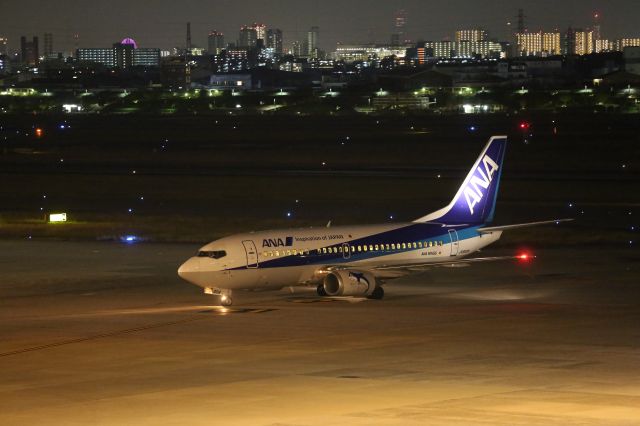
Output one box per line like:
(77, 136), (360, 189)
(220, 290), (233, 307)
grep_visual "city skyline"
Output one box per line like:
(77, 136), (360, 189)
(1, 0), (639, 53)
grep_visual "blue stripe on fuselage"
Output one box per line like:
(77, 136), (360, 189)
(230, 223), (482, 270)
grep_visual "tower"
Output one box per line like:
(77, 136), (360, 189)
(517, 9), (525, 34)
(186, 22), (192, 51)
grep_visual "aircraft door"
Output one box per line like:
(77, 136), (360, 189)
(448, 229), (459, 256)
(342, 243), (351, 260)
(242, 240), (259, 268)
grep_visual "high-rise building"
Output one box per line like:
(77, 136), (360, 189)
(77, 38), (160, 68)
(423, 41), (455, 58)
(616, 38), (640, 51)
(43, 32), (53, 57)
(113, 40), (135, 69)
(456, 29), (487, 43)
(266, 29), (283, 55)
(456, 41), (504, 58)
(133, 48), (161, 67)
(0, 37), (7, 56)
(516, 32), (561, 56)
(20, 36), (39, 66)
(291, 40), (303, 57)
(542, 33), (561, 56)
(571, 29), (594, 55)
(306, 26), (319, 58)
(595, 39), (612, 53)
(391, 9), (407, 46)
(208, 31), (225, 55)
(422, 40), (503, 59)
(238, 26), (258, 48)
(252, 23), (267, 42)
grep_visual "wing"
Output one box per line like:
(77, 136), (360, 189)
(316, 255), (528, 281)
(478, 218), (573, 233)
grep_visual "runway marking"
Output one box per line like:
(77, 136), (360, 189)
(0, 308), (276, 358)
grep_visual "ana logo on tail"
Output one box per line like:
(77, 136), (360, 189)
(464, 155), (499, 215)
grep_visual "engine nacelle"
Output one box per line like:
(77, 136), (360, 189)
(323, 270), (377, 297)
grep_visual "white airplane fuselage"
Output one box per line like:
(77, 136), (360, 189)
(178, 222), (503, 293)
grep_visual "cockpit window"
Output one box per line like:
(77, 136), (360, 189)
(197, 250), (227, 259)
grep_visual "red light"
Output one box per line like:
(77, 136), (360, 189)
(35, 128), (43, 138)
(517, 252), (534, 262)
(519, 122), (530, 130)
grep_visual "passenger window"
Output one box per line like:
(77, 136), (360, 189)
(351, 246), (356, 252)
(374, 244), (379, 251)
(363, 245), (368, 252)
(357, 246), (362, 252)
(292, 249), (297, 255)
(418, 242), (423, 248)
(385, 244), (390, 251)
(369, 245), (374, 251)
(412, 242), (417, 249)
(401, 243), (406, 249)
(391, 244), (396, 250)
(275, 250), (280, 257)
(322, 248), (327, 254)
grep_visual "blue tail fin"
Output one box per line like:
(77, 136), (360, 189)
(414, 136), (507, 225)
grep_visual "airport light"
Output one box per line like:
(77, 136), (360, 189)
(49, 213), (67, 223)
(121, 235), (139, 244)
(517, 252), (534, 262)
(35, 128), (43, 138)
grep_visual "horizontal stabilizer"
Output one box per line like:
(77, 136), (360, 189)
(478, 219), (573, 233)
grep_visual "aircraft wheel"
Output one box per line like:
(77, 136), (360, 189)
(368, 286), (384, 300)
(221, 295), (233, 307)
(317, 284), (327, 297)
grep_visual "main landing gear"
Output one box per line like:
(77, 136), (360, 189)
(368, 286), (385, 300)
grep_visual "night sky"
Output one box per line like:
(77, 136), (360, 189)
(1, 0), (639, 52)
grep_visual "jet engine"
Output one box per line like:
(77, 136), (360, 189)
(322, 270), (378, 297)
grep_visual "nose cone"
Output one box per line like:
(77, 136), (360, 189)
(178, 257), (201, 283)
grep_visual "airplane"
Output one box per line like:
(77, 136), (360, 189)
(178, 136), (570, 306)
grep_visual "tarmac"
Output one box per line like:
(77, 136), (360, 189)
(1, 239), (639, 425)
